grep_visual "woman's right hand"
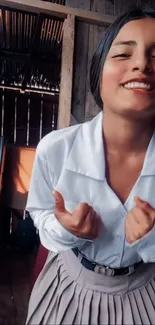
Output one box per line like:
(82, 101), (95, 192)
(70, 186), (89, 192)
(125, 196), (155, 243)
(53, 191), (101, 239)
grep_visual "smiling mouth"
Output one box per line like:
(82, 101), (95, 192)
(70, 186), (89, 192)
(122, 81), (155, 92)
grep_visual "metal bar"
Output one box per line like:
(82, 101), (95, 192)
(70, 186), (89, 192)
(2, 8), (7, 47)
(1, 89), (4, 136)
(0, 83), (60, 95)
(26, 96), (30, 145)
(10, 9), (12, 47)
(0, 50), (60, 68)
(13, 95), (17, 143)
(15, 10), (18, 49)
(39, 93), (43, 140)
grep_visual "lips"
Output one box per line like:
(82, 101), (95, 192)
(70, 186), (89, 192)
(122, 78), (155, 92)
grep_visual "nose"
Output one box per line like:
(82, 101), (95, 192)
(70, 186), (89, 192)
(132, 54), (152, 74)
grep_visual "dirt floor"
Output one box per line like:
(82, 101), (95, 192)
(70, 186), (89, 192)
(0, 247), (36, 325)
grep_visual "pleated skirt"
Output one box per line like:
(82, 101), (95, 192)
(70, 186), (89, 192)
(26, 249), (155, 325)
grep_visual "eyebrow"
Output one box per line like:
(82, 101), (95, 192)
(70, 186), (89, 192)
(113, 40), (137, 46)
(113, 40), (155, 49)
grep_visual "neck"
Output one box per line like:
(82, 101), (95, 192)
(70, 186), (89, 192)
(103, 111), (154, 155)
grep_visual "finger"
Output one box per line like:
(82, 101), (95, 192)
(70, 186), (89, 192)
(86, 210), (101, 238)
(78, 209), (100, 239)
(126, 210), (142, 239)
(93, 214), (101, 237)
(76, 206), (94, 236)
(73, 202), (91, 222)
(87, 210), (99, 238)
(128, 208), (153, 239)
(125, 218), (136, 243)
(135, 196), (155, 222)
(135, 196), (149, 209)
(53, 190), (69, 216)
(132, 207), (152, 232)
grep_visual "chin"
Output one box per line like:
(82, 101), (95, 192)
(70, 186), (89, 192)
(119, 106), (155, 120)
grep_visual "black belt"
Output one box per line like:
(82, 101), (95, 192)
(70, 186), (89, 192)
(72, 248), (143, 276)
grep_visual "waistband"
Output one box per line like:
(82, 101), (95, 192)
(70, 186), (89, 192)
(72, 248), (143, 276)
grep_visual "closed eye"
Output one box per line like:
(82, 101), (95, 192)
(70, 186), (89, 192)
(112, 53), (131, 58)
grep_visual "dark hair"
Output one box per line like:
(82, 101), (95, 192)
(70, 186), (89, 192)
(90, 9), (155, 109)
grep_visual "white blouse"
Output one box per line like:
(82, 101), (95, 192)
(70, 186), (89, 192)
(26, 112), (155, 268)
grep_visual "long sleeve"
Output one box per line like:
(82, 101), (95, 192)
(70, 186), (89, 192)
(137, 227), (155, 262)
(26, 144), (87, 252)
(126, 226), (155, 263)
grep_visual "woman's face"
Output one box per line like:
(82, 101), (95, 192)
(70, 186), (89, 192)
(101, 17), (155, 119)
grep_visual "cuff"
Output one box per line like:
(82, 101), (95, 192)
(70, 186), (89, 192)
(126, 226), (155, 263)
(45, 217), (93, 245)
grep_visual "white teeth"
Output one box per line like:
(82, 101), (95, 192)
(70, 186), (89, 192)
(124, 82), (151, 89)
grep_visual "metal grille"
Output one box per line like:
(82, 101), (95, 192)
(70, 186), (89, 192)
(0, 88), (58, 147)
(0, 0), (64, 92)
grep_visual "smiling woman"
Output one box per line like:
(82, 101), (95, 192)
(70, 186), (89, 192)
(100, 18), (155, 118)
(90, 10), (155, 112)
(26, 9), (155, 325)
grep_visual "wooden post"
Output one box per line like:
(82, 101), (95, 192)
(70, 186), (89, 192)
(57, 14), (75, 129)
(85, 0), (107, 119)
(66, 0), (90, 124)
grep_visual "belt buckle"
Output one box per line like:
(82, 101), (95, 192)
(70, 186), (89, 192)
(125, 265), (135, 276)
(94, 265), (115, 276)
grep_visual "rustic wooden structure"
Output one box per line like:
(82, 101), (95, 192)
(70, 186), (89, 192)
(0, 0), (154, 211)
(67, 0), (155, 123)
(0, 1), (155, 324)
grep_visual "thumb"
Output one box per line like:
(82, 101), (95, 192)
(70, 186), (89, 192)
(135, 196), (155, 222)
(53, 190), (67, 215)
(134, 196), (148, 209)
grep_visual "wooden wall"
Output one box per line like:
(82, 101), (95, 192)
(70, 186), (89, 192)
(66, 0), (155, 123)
(3, 146), (36, 210)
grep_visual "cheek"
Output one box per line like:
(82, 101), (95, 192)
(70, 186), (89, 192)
(101, 61), (125, 95)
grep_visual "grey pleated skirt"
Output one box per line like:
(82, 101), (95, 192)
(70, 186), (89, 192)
(26, 249), (155, 325)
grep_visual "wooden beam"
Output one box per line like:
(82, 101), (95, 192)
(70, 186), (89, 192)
(57, 14), (75, 129)
(0, 0), (116, 26)
(0, 51), (60, 65)
(0, 84), (59, 96)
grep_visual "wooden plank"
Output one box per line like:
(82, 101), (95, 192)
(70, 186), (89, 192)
(66, 0), (90, 124)
(113, 0), (155, 17)
(57, 14), (75, 129)
(70, 113), (78, 125)
(114, 0), (138, 15)
(138, 0), (155, 9)
(85, 0), (109, 119)
(0, 0), (116, 26)
(71, 21), (89, 123)
(103, 0), (115, 15)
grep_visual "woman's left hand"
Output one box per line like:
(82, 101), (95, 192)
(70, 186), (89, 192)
(125, 197), (155, 243)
